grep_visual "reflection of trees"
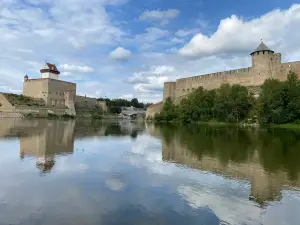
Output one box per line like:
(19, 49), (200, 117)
(159, 125), (300, 181)
(257, 129), (300, 181)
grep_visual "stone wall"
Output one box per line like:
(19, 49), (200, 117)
(0, 93), (15, 110)
(165, 59), (300, 102)
(0, 106), (70, 118)
(47, 79), (76, 107)
(75, 95), (107, 112)
(163, 82), (176, 101)
(23, 79), (44, 99)
(146, 101), (163, 119)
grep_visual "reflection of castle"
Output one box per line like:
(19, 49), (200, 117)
(147, 125), (300, 205)
(19, 120), (75, 173)
(0, 119), (145, 172)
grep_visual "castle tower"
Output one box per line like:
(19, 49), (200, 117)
(40, 62), (60, 80)
(251, 41), (274, 76)
(163, 82), (176, 102)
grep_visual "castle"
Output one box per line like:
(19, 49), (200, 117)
(0, 62), (107, 117)
(147, 41), (300, 117)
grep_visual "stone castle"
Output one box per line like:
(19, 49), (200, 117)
(0, 62), (107, 117)
(147, 42), (300, 117)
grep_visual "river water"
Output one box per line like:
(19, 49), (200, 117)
(0, 119), (299, 225)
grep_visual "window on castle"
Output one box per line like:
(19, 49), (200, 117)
(263, 51), (265, 54)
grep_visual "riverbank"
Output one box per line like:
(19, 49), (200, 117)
(147, 119), (300, 130)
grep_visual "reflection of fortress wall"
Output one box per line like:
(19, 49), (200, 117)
(162, 135), (300, 204)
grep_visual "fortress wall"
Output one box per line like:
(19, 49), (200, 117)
(163, 82), (176, 102)
(174, 67), (255, 99)
(280, 61), (300, 81)
(146, 101), (163, 119)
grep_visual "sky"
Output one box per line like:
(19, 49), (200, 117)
(0, 0), (300, 103)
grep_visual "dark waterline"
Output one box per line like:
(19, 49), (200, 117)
(0, 119), (299, 225)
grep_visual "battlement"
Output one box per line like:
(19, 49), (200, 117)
(25, 78), (76, 85)
(177, 67), (253, 82)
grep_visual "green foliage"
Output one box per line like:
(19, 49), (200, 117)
(154, 71), (300, 125)
(154, 98), (179, 122)
(97, 97), (150, 114)
(257, 71), (300, 124)
(156, 84), (254, 123)
(90, 106), (104, 120)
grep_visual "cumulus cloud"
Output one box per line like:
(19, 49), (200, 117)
(139, 9), (180, 25)
(60, 64), (94, 73)
(179, 4), (300, 57)
(126, 65), (177, 93)
(109, 47), (132, 60)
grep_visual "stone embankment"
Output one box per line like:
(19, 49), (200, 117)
(0, 112), (23, 118)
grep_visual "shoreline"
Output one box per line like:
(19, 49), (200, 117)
(147, 120), (300, 130)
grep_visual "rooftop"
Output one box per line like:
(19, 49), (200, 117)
(251, 41), (274, 55)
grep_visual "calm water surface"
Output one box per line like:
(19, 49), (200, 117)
(0, 119), (300, 225)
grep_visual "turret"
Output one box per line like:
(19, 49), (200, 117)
(163, 82), (176, 102)
(40, 62), (60, 80)
(251, 41), (274, 73)
(24, 74), (28, 82)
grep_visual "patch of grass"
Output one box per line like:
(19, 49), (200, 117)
(3, 93), (45, 107)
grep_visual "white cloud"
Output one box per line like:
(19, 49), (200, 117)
(120, 94), (134, 99)
(139, 9), (180, 25)
(170, 37), (184, 44)
(175, 28), (200, 37)
(179, 4), (300, 57)
(61, 72), (72, 76)
(109, 47), (132, 60)
(126, 65), (177, 94)
(60, 64), (94, 73)
(136, 27), (169, 43)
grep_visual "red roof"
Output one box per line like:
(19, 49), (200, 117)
(46, 63), (59, 72)
(40, 63), (60, 75)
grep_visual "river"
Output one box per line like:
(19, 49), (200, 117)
(0, 119), (299, 225)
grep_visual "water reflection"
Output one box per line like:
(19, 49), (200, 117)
(0, 120), (300, 225)
(147, 124), (300, 206)
(0, 119), (144, 173)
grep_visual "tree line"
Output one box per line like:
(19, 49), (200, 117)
(98, 97), (151, 114)
(153, 71), (300, 125)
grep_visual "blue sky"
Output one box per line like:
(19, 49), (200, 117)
(1, 0), (300, 102)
